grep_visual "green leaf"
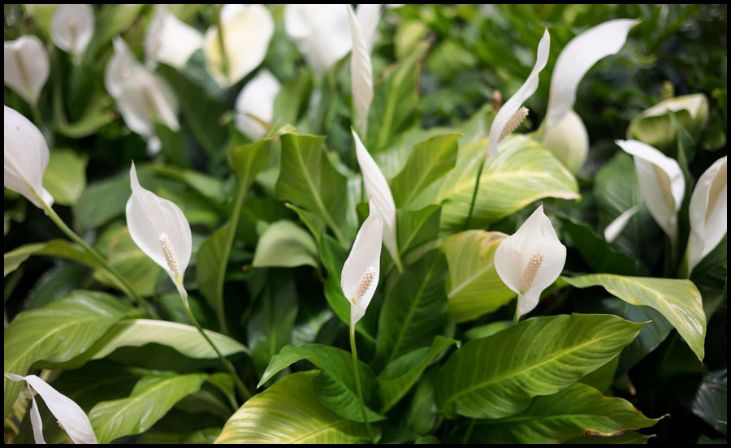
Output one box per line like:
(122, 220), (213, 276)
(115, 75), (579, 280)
(397, 205), (441, 256)
(258, 344), (382, 422)
(43, 149), (88, 205)
(215, 372), (371, 443)
(375, 252), (448, 365)
(378, 336), (458, 413)
(391, 134), (460, 207)
(87, 5), (145, 56)
(74, 171), (130, 231)
(253, 220), (319, 268)
(275, 133), (350, 247)
(441, 230), (515, 322)
(4, 240), (96, 278)
(472, 383), (657, 443)
(463, 321), (513, 340)
(319, 235), (353, 328)
(565, 432), (653, 444)
(89, 372), (207, 443)
(436, 314), (643, 419)
(563, 274), (706, 362)
(691, 369), (727, 435)
(3, 291), (130, 416)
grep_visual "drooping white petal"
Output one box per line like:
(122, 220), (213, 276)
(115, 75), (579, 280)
(617, 139), (685, 241)
(642, 94), (709, 120)
(347, 5), (374, 134)
(105, 38), (140, 98)
(544, 19), (637, 129)
(285, 4), (352, 74)
(6, 374), (97, 444)
(51, 4), (94, 56)
(126, 163), (192, 291)
(341, 212), (383, 326)
(541, 109), (589, 174)
(495, 205), (567, 319)
(604, 205), (640, 243)
(486, 29), (550, 159)
(687, 156), (727, 272)
(3, 105), (54, 208)
(234, 70), (281, 140)
(356, 4), (382, 52)
(204, 4), (274, 86)
(4, 35), (50, 105)
(352, 129), (400, 268)
(145, 5), (203, 69)
(29, 390), (45, 444)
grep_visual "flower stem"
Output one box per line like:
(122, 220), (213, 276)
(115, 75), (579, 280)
(461, 419), (476, 444)
(463, 157), (486, 230)
(40, 201), (157, 317)
(349, 324), (374, 441)
(180, 289), (251, 402)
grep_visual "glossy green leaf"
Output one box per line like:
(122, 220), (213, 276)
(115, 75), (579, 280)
(436, 314), (643, 419)
(563, 274), (706, 362)
(691, 370), (727, 435)
(253, 220), (318, 269)
(43, 149), (87, 205)
(4, 240), (96, 278)
(397, 205), (441, 256)
(216, 372), (371, 443)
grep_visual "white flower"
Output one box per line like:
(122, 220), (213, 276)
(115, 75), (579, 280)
(347, 4), (374, 133)
(234, 70), (281, 140)
(126, 163), (192, 294)
(355, 4), (382, 53)
(628, 94), (710, 149)
(495, 205), (567, 319)
(145, 5), (202, 70)
(352, 129), (401, 270)
(541, 19), (637, 173)
(687, 156), (727, 273)
(6, 373), (97, 444)
(285, 4), (352, 74)
(604, 205), (640, 243)
(3, 105), (54, 208)
(51, 4), (95, 57)
(486, 29), (550, 159)
(4, 35), (50, 105)
(204, 4), (274, 87)
(616, 139), (685, 241)
(341, 212), (383, 326)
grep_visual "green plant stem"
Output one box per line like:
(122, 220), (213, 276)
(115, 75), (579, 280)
(30, 102), (43, 128)
(463, 157), (486, 230)
(180, 289), (251, 402)
(461, 419), (476, 444)
(215, 4), (230, 79)
(513, 301), (521, 324)
(40, 201), (157, 317)
(349, 324), (375, 441)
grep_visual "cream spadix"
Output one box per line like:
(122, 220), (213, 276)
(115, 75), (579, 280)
(495, 205), (566, 319)
(234, 70), (281, 140)
(347, 4), (374, 134)
(4, 105), (54, 208)
(617, 139), (685, 242)
(145, 5), (203, 69)
(51, 4), (94, 57)
(4, 36), (50, 106)
(687, 156), (727, 273)
(341, 212), (383, 326)
(285, 4), (352, 74)
(6, 373), (97, 444)
(126, 163), (192, 295)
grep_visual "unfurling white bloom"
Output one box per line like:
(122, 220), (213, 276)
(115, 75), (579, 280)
(341, 212), (383, 326)
(234, 70), (281, 140)
(628, 94), (710, 149)
(355, 4), (382, 53)
(145, 5), (202, 69)
(204, 4), (274, 87)
(126, 163), (192, 294)
(3, 105), (54, 208)
(285, 4), (352, 74)
(617, 139), (685, 241)
(352, 129), (401, 270)
(105, 38), (180, 154)
(495, 205), (567, 319)
(6, 374), (97, 444)
(51, 4), (95, 57)
(541, 19), (637, 173)
(687, 156), (727, 273)
(347, 5), (374, 134)
(604, 205), (640, 243)
(4, 36), (50, 105)
(486, 29), (550, 159)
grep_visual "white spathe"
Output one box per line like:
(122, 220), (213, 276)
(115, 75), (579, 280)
(145, 5), (203, 69)
(352, 129), (400, 269)
(6, 373), (97, 444)
(617, 139), (685, 241)
(495, 205), (567, 319)
(204, 4), (274, 87)
(234, 70), (281, 140)
(3, 105), (54, 208)
(285, 4), (352, 74)
(126, 163), (192, 294)
(541, 110), (589, 174)
(341, 212), (383, 326)
(347, 4), (374, 134)
(51, 4), (94, 57)
(356, 4), (382, 53)
(687, 156), (727, 273)
(604, 205), (640, 243)
(4, 35), (50, 105)
(487, 29), (550, 159)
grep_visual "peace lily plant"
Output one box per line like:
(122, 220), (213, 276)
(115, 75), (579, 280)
(4, 35), (49, 115)
(50, 4), (94, 59)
